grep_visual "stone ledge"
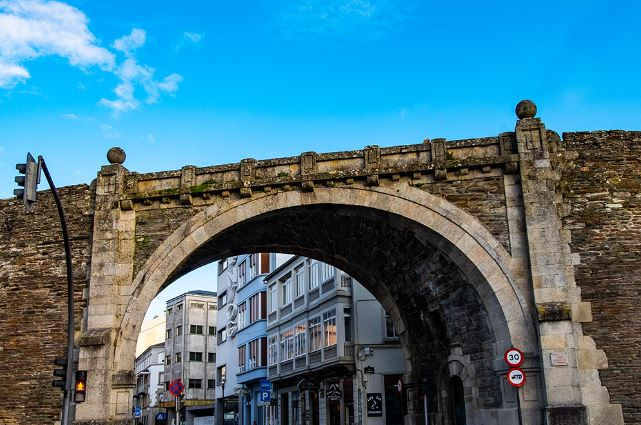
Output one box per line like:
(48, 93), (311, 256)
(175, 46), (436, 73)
(79, 328), (112, 346)
(537, 302), (572, 321)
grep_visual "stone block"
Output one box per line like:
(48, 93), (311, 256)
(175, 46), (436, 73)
(571, 302), (592, 323)
(576, 349), (608, 370)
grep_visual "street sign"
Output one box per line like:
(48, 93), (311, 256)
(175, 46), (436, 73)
(260, 390), (271, 402)
(326, 383), (342, 401)
(504, 347), (524, 368)
(170, 379), (184, 396)
(366, 393), (383, 417)
(260, 379), (271, 391)
(396, 379), (403, 393)
(507, 368), (526, 388)
(133, 406), (141, 418)
(364, 366), (375, 374)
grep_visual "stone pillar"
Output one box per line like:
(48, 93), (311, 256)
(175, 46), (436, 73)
(76, 148), (137, 424)
(514, 102), (622, 425)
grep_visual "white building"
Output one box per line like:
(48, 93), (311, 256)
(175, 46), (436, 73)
(134, 342), (165, 425)
(162, 291), (218, 425)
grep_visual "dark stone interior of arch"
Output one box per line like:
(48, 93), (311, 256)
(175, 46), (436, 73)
(160, 204), (504, 418)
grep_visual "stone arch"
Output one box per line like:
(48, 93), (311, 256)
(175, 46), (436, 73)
(438, 349), (478, 425)
(103, 184), (536, 420)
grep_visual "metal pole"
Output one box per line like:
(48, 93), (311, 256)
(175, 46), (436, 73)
(423, 394), (428, 425)
(176, 396), (180, 425)
(516, 388), (523, 425)
(39, 157), (74, 425)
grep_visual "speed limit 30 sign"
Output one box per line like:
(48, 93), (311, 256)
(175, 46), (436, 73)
(504, 347), (523, 368)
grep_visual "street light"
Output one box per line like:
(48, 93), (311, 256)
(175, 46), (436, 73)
(221, 376), (227, 424)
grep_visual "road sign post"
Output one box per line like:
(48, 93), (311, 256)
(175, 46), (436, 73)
(170, 379), (184, 425)
(504, 348), (525, 425)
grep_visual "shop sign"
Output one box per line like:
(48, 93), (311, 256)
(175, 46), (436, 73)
(366, 393), (383, 417)
(327, 383), (342, 401)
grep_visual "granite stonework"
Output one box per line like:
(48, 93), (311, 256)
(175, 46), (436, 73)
(0, 103), (638, 425)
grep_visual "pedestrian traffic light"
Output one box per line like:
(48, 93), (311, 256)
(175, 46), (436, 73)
(74, 370), (87, 403)
(14, 153), (39, 212)
(52, 357), (68, 390)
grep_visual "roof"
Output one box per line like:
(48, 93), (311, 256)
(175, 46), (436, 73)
(166, 290), (217, 305)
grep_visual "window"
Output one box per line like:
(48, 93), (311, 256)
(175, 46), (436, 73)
(165, 355), (171, 366)
(238, 345), (246, 372)
(294, 324), (306, 357)
(166, 329), (172, 339)
(209, 326), (217, 336)
(165, 381), (170, 391)
(209, 303), (217, 310)
(309, 261), (319, 290)
(218, 258), (228, 275)
(344, 308), (352, 342)
(320, 262), (335, 283)
(208, 352), (216, 363)
(189, 352), (203, 362)
(268, 335), (278, 366)
(175, 352), (182, 363)
(189, 379), (202, 389)
(249, 339), (262, 369)
(249, 292), (266, 323)
(218, 292), (227, 308)
(238, 302), (246, 330)
(190, 325), (203, 335)
(280, 329), (294, 361)
(217, 366), (226, 384)
(260, 253), (271, 274)
(385, 313), (399, 338)
(323, 309), (337, 347)
(208, 379), (215, 389)
(177, 304), (183, 311)
(250, 254), (258, 279)
(238, 260), (247, 287)
(281, 276), (292, 306)
(309, 317), (321, 352)
(295, 265), (305, 298)
(217, 327), (227, 344)
(268, 285), (277, 313)
(191, 302), (204, 309)
(175, 326), (182, 337)
(166, 307), (172, 315)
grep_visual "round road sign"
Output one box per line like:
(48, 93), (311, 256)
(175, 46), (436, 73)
(396, 379), (403, 393)
(170, 379), (184, 396)
(507, 368), (526, 388)
(504, 347), (524, 368)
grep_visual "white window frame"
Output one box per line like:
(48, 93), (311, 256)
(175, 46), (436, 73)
(309, 260), (319, 290)
(281, 276), (292, 307)
(323, 309), (337, 347)
(295, 264), (305, 298)
(309, 316), (321, 352)
(294, 324), (306, 357)
(268, 284), (277, 313)
(268, 335), (278, 366)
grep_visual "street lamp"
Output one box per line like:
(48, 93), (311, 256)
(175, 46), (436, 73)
(221, 376), (227, 423)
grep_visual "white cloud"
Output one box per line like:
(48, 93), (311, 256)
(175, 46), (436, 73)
(0, 1), (183, 113)
(113, 28), (146, 56)
(60, 112), (79, 119)
(100, 123), (120, 139)
(0, 0), (114, 88)
(183, 32), (203, 43)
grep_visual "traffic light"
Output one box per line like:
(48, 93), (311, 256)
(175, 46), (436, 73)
(74, 370), (87, 403)
(52, 357), (68, 390)
(14, 153), (39, 212)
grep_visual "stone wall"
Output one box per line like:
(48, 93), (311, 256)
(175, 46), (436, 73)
(556, 131), (641, 424)
(0, 185), (93, 425)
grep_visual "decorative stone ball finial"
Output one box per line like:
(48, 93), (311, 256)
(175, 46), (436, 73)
(515, 100), (537, 119)
(107, 147), (126, 165)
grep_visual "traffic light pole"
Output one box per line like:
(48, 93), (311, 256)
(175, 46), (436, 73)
(39, 156), (75, 425)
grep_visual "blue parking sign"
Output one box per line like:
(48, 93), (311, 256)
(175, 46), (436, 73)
(259, 380), (271, 402)
(133, 406), (141, 418)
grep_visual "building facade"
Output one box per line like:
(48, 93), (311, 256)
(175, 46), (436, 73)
(265, 256), (405, 425)
(134, 343), (166, 425)
(216, 254), (290, 425)
(162, 291), (218, 425)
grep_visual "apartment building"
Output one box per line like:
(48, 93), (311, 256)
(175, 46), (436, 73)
(162, 291), (218, 425)
(215, 254), (290, 425)
(265, 256), (406, 425)
(134, 342), (165, 425)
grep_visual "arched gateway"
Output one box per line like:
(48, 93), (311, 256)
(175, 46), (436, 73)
(64, 103), (620, 424)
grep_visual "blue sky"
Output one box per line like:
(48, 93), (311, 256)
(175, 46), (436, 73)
(2, 0), (640, 316)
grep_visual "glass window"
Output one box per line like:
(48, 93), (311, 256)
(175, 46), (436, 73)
(344, 308), (352, 342)
(191, 302), (204, 309)
(249, 292), (266, 323)
(238, 345), (246, 372)
(190, 325), (203, 335)
(238, 260), (247, 287)
(385, 313), (399, 338)
(189, 379), (202, 389)
(208, 379), (215, 389)
(309, 317), (321, 352)
(294, 324), (306, 357)
(175, 326), (182, 337)
(218, 292), (227, 308)
(217, 327), (227, 344)
(217, 366), (226, 383)
(189, 352), (203, 361)
(250, 254), (258, 279)
(268, 335), (278, 366)
(165, 355), (171, 366)
(166, 329), (172, 339)
(208, 352), (216, 363)
(268, 285), (277, 313)
(218, 258), (228, 275)
(323, 309), (337, 347)
(209, 326), (217, 336)
(295, 265), (305, 298)
(238, 302), (247, 330)
(166, 308), (172, 315)
(177, 304), (183, 311)
(280, 329), (294, 361)
(249, 339), (259, 369)
(309, 261), (319, 290)
(281, 276), (292, 306)
(320, 262), (335, 283)
(175, 352), (182, 363)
